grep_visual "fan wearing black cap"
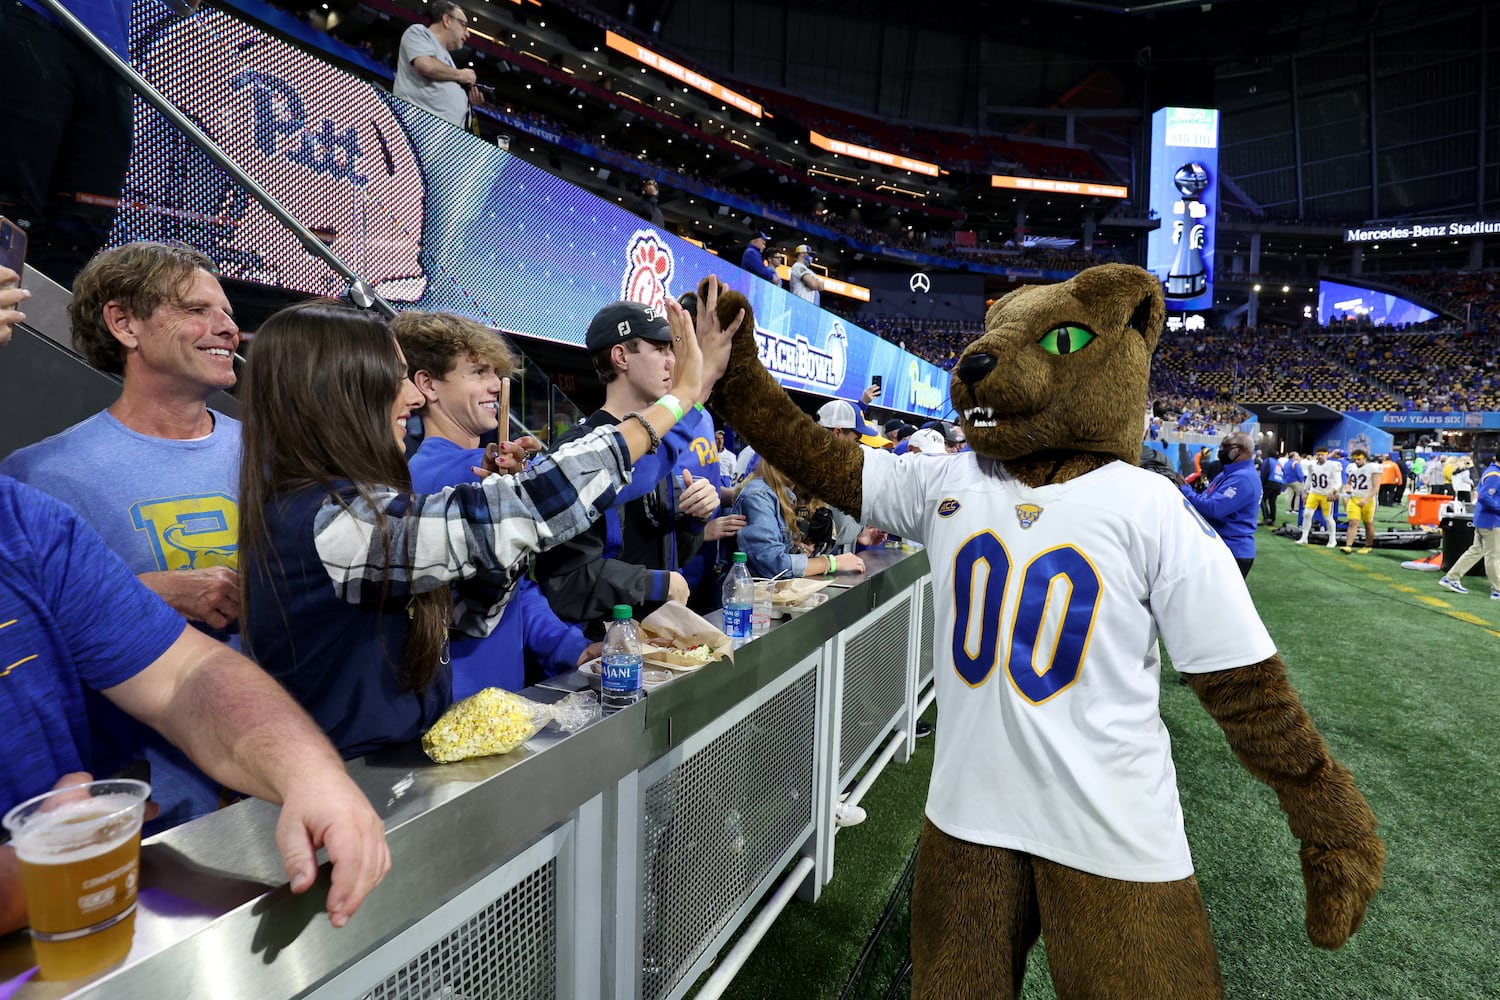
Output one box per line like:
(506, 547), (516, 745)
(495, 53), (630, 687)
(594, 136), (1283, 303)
(789, 244), (824, 306)
(535, 300), (727, 637)
(739, 232), (782, 288)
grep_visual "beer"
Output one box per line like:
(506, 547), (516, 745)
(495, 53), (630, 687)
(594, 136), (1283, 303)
(4, 781), (149, 981)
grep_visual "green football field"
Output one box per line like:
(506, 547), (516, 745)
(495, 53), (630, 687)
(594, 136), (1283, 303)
(699, 504), (1500, 1000)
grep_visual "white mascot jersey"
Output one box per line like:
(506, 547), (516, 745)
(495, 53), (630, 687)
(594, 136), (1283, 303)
(863, 450), (1276, 881)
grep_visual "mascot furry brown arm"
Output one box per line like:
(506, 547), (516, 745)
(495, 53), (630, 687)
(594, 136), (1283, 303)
(702, 265), (1384, 1000)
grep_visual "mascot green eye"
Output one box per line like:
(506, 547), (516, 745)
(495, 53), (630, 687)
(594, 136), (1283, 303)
(1038, 325), (1096, 356)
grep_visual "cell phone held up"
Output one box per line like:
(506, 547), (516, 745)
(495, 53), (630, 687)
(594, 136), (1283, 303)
(0, 217), (26, 281)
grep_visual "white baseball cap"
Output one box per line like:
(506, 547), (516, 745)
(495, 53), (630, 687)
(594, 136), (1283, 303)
(907, 429), (947, 454)
(816, 399), (860, 430)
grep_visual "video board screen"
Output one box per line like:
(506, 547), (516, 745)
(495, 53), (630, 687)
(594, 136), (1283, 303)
(1317, 280), (1438, 327)
(108, 4), (953, 417)
(1145, 107), (1218, 312)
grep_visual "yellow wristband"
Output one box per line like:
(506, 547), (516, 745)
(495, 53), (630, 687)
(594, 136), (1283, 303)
(826, 556), (838, 576)
(655, 394), (685, 421)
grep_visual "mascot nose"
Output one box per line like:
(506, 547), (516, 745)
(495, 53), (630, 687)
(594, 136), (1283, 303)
(955, 352), (998, 386)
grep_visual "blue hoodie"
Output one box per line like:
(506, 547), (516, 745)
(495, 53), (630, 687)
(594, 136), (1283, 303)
(409, 437), (589, 692)
(1474, 461), (1500, 530)
(1181, 456), (1262, 559)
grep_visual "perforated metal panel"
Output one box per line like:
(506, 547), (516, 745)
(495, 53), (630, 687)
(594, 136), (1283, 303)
(363, 861), (557, 1000)
(919, 578), (935, 688)
(840, 602), (912, 780)
(639, 671), (819, 1000)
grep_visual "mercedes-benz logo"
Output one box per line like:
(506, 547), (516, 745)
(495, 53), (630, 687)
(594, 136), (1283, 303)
(1266, 404), (1308, 415)
(909, 272), (931, 293)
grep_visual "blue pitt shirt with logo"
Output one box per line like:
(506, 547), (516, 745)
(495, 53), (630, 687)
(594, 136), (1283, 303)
(0, 477), (186, 815)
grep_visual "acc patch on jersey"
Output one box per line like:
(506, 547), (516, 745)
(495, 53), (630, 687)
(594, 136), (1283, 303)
(1015, 503), (1044, 529)
(937, 498), (962, 518)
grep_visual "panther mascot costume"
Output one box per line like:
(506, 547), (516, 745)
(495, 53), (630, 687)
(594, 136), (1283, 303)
(701, 264), (1384, 999)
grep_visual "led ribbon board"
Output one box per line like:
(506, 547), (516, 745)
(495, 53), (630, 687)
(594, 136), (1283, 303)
(808, 131), (941, 178)
(990, 175), (1127, 199)
(111, 6), (950, 417)
(603, 30), (761, 118)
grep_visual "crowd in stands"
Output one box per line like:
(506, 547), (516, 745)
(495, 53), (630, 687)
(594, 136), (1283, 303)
(1337, 327), (1500, 411)
(1150, 324), (1401, 410)
(1398, 272), (1500, 333)
(864, 316), (986, 370)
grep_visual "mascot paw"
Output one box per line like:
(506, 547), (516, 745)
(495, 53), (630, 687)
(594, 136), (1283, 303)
(1300, 834), (1386, 949)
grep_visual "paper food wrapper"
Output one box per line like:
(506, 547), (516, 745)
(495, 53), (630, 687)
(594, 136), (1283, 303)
(770, 578), (832, 607)
(639, 601), (733, 669)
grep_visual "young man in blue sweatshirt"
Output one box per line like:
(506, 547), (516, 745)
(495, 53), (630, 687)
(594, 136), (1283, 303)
(1181, 431), (1262, 577)
(396, 311), (598, 693)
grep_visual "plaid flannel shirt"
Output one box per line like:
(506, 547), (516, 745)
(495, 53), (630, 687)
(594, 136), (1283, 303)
(312, 425), (631, 638)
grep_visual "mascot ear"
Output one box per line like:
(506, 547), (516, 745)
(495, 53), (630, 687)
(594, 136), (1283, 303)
(1129, 295), (1155, 341)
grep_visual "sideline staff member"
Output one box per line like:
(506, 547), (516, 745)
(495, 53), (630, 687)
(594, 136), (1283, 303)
(1180, 431), (1261, 577)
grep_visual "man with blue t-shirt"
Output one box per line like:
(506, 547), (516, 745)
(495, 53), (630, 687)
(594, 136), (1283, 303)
(0, 313), (389, 936)
(2, 242), (240, 828)
(1181, 431), (1262, 577)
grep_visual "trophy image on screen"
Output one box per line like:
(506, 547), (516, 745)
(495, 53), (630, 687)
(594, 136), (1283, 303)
(1165, 161), (1210, 299)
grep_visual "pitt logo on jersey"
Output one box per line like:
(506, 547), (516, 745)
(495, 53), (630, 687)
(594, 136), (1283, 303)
(689, 436), (718, 467)
(1014, 503), (1044, 530)
(937, 498), (962, 518)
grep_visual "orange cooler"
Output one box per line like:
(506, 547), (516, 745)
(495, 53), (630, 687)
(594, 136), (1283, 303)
(1407, 493), (1448, 526)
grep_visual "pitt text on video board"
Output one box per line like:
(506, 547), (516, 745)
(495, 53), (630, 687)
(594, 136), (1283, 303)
(1146, 107), (1218, 312)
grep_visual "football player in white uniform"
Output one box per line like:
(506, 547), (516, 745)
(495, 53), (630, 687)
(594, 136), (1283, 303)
(1341, 449), (1380, 553)
(1298, 446), (1343, 546)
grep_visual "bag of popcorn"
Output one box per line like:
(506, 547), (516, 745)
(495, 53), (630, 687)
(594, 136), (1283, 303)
(422, 689), (596, 763)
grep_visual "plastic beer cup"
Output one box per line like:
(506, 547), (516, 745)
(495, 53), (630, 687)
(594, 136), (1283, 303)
(3, 779), (150, 980)
(751, 579), (775, 635)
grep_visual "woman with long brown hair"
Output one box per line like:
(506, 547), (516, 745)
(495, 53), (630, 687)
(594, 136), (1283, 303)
(238, 284), (740, 756)
(730, 456), (864, 580)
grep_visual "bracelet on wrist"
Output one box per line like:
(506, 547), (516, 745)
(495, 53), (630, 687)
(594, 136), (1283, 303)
(654, 394), (685, 422)
(826, 556), (838, 576)
(620, 411), (662, 453)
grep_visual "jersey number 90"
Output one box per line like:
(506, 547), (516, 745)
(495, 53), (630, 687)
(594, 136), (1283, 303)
(951, 532), (1102, 704)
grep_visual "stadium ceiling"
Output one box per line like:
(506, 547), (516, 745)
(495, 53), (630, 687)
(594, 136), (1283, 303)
(615, 0), (1434, 67)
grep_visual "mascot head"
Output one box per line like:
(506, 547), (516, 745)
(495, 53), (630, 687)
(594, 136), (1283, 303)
(950, 264), (1164, 465)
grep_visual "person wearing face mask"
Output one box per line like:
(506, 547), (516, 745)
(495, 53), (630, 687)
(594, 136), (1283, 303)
(1180, 431), (1262, 577)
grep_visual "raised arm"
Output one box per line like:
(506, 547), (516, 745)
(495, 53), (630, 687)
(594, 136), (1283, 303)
(698, 282), (865, 516)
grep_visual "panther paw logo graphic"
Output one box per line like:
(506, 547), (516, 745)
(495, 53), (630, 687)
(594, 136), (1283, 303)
(621, 230), (675, 315)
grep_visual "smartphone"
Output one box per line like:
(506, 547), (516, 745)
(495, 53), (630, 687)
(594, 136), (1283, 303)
(871, 375), (883, 395)
(0, 217), (26, 280)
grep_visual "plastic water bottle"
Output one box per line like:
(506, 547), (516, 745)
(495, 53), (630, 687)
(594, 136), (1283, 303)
(722, 552), (754, 647)
(601, 605), (643, 715)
